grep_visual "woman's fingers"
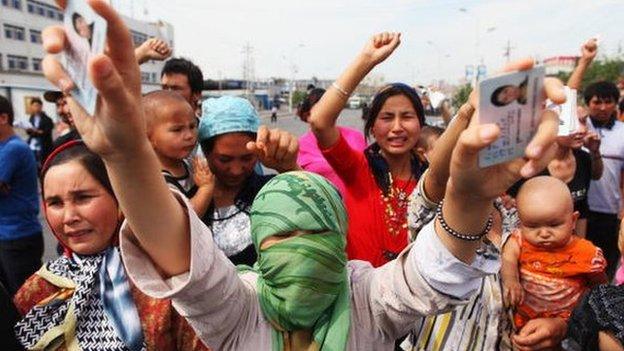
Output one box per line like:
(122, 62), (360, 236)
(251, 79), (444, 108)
(42, 26), (67, 54)
(42, 56), (74, 93)
(453, 123), (501, 170)
(543, 77), (566, 104)
(520, 109), (559, 177)
(498, 57), (534, 74)
(87, 0), (140, 90)
(89, 55), (132, 107)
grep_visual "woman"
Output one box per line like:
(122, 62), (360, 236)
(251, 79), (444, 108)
(296, 88), (367, 196)
(13, 141), (209, 351)
(39, 4), (563, 348)
(403, 93), (568, 350)
(308, 33), (427, 266)
(197, 96), (299, 266)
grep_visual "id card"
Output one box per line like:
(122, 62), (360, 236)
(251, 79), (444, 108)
(547, 86), (577, 136)
(62, 0), (107, 115)
(478, 66), (545, 168)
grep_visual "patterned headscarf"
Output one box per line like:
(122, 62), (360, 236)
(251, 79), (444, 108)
(198, 96), (259, 141)
(245, 171), (350, 351)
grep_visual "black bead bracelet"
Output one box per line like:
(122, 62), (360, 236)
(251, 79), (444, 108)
(435, 201), (493, 241)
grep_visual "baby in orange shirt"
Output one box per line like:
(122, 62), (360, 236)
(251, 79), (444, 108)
(501, 176), (607, 329)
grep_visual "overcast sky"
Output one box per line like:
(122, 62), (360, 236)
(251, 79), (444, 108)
(116, 0), (622, 85)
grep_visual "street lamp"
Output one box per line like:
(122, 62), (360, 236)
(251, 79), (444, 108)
(459, 7), (497, 85)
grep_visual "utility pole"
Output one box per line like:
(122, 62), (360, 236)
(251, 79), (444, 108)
(503, 40), (515, 63)
(241, 42), (255, 96)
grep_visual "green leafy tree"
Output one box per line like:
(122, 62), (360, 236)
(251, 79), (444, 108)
(452, 84), (472, 110)
(555, 57), (624, 93)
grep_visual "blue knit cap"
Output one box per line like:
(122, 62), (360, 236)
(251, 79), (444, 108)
(198, 96), (260, 141)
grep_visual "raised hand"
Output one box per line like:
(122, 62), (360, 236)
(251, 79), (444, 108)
(135, 38), (172, 64)
(580, 38), (598, 62)
(449, 59), (565, 202)
(359, 32), (401, 66)
(246, 126), (299, 173)
(42, 0), (145, 160)
(583, 131), (601, 154)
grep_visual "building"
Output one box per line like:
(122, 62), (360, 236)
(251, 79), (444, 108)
(0, 0), (173, 124)
(543, 56), (578, 76)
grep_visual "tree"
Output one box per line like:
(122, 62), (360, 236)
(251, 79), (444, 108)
(556, 57), (624, 93)
(452, 84), (472, 111)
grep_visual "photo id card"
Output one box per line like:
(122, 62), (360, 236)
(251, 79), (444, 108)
(478, 66), (545, 168)
(62, 0), (107, 116)
(547, 86), (577, 136)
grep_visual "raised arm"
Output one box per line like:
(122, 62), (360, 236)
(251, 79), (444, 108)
(568, 38), (597, 90)
(308, 32), (400, 148)
(423, 102), (474, 202)
(42, 0), (189, 276)
(439, 59), (565, 263)
(135, 37), (172, 65)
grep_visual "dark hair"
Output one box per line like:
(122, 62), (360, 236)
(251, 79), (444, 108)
(417, 125), (444, 150)
(161, 58), (204, 94)
(0, 95), (14, 126)
(41, 142), (114, 200)
(491, 85), (513, 107)
(199, 131), (256, 155)
(30, 97), (43, 105)
(364, 83), (426, 140)
(297, 88), (325, 122)
(71, 13), (93, 44)
(583, 81), (620, 105)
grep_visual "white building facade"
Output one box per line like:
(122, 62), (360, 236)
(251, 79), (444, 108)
(0, 0), (173, 124)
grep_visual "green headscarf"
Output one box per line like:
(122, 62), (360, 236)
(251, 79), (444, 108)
(244, 171), (350, 351)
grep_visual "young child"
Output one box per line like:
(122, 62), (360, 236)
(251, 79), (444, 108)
(415, 125), (444, 164)
(143, 90), (214, 217)
(502, 176), (607, 330)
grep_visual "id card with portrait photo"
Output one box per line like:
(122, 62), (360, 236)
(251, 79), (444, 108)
(478, 66), (545, 168)
(62, 0), (107, 116)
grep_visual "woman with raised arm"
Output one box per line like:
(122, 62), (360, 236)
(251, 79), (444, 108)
(13, 141), (209, 351)
(308, 32), (427, 266)
(39, 1), (563, 350)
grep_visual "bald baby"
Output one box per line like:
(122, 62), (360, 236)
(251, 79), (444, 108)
(143, 90), (195, 134)
(516, 176), (578, 248)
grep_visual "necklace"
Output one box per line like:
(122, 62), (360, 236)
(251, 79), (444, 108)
(381, 172), (414, 237)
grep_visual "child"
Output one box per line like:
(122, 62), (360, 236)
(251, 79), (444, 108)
(415, 125), (444, 164)
(143, 90), (214, 217)
(502, 176), (607, 330)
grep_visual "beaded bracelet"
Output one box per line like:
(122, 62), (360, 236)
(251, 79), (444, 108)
(435, 201), (493, 241)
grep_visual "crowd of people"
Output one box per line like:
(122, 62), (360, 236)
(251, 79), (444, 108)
(1, 1), (624, 350)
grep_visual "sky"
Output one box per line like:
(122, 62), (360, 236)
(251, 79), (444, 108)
(116, 0), (623, 86)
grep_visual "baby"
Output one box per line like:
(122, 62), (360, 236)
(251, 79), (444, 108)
(143, 90), (214, 217)
(502, 176), (607, 329)
(415, 125), (444, 164)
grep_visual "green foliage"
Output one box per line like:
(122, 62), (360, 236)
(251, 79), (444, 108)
(291, 90), (307, 108)
(452, 84), (473, 110)
(555, 57), (624, 92)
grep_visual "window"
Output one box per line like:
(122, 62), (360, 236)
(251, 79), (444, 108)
(141, 71), (151, 83)
(32, 58), (42, 71)
(131, 30), (148, 47)
(4, 24), (25, 41)
(30, 29), (42, 44)
(26, 0), (62, 21)
(8, 55), (28, 71)
(2, 0), (21, 10)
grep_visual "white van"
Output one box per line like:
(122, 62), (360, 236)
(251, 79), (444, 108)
(347, 95), (362, 109)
